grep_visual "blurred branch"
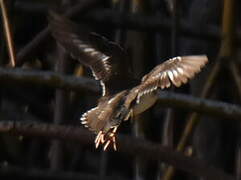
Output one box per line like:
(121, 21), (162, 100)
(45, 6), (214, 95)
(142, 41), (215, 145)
(0, 67), (241, 120)
(12, 3), (241, 47)
(82, 9), (241, 43)
(16, 0), (102, 66)
(15, 4), (241, 67)
(157, 91), (241, 120)
(0, 67), (100, 93)
(0, 165), (129, 180)
(0, 0), (16, 67)
(0, 120), (235, 180)
(14, 1), (50, 13)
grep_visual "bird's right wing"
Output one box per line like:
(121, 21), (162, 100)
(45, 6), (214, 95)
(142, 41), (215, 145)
(125, 55), (208, 106)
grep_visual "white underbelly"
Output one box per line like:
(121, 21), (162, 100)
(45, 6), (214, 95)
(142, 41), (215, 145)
(132, 93), (157, 115)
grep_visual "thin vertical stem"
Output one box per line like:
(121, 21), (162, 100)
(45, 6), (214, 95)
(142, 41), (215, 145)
(50, 44), (68, 170)
(162, 54), (221, 180)
(219, 0), (235, 58)
(0, 0), (16, 67)
(127, 1), (149, 180)
(98, 1), (129, 178)
(162, 0), (179, 148)
(99, 151), (107, 180)
(229, 61), (241, 99)
(163, 0), (236, 178)
(236, 135), (241, 180)
(159, 1), (179, 179)
(171, 0), (178, 56)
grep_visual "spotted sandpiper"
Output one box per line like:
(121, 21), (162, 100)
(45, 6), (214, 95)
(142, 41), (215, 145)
(49, 12), (208, 151)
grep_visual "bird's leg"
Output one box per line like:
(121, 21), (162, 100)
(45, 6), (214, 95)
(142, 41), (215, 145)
(94, 126), (119, 151)
(103, 126), (118, 151)
(95, 131), (105, 149)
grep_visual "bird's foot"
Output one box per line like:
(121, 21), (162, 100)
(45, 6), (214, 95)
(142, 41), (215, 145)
(95, 126), (118, 151)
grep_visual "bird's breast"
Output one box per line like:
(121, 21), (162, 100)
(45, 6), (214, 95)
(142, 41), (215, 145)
(132, 92), (158, 115)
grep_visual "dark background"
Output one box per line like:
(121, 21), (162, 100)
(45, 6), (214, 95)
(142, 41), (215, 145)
(0, 0), (240, 179)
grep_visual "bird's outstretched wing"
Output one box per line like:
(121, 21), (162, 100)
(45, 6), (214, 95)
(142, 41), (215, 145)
(126, 55), (208, 105)
(48, 11), (134, 96)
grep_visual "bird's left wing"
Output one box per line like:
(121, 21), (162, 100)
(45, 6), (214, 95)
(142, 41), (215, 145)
(48, 12), (134, 96)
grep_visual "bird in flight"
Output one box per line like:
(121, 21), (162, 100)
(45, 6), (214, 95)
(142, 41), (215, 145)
(48, 12), (208, 151)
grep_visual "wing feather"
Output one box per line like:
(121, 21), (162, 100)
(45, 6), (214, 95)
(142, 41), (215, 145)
(48, 12), (111, 81)
(135, 55), (208, 102)
(161, 71), (171, 89)
(48, 11), (133, 96)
